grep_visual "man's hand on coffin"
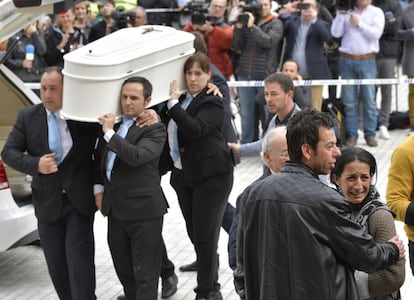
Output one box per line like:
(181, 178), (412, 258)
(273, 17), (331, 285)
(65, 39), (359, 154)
(98, 113), (115, 134)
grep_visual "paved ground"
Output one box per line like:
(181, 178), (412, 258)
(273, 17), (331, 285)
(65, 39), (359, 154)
(1, 80), (414, 299)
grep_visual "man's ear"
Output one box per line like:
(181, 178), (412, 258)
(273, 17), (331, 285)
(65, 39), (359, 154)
(287, 89), (294, 100)
(262, 151), (271, 167)
(301, 143), (312, 161)
(144, 96), (152, 107)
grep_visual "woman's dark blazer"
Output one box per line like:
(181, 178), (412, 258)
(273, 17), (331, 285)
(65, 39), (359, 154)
(159, 87), (234, 186)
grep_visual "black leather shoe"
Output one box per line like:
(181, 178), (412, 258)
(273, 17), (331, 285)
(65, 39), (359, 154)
(179, 260), (197, 272)
(195, 290), (223, 300)
(209, 290), (223, 300)
(116, 296), (127, 300)
(161, 273), (178, 298)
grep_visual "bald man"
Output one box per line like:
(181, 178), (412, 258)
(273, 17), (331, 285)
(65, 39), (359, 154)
(228, 126), (289, 272)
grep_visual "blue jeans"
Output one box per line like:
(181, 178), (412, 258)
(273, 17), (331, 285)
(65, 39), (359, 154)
(237, 76), (264, 143)
(339, 57), (377, 140)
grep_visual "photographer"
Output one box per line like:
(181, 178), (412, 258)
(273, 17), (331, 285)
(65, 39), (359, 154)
(281, 0), (334, 111)
(331, 0), (385, 147)
(231, 0), (284, 143)
(183, 0), (234, 79)
(131, 6), (148, 26)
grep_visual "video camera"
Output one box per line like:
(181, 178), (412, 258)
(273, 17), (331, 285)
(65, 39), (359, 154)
(185, 0), (217, 25)
(236, 1), (262, 28)
(336, 0), (355, 12)
(297, 3), (310, 9)
(110, 6), (136, 30)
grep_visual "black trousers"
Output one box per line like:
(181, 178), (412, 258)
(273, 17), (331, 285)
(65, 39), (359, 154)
(108, 216), (163, 300)
(171, 169), (234, 298)
(38, 199), (96, 300)
(161, 237), (175, 280)
(409, 240), (414, 276)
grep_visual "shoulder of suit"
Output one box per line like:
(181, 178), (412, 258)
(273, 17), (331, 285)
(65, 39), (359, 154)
(130, 122), (166, 131)
(145, 122), (166, 132)
(22, 103), (44, 115)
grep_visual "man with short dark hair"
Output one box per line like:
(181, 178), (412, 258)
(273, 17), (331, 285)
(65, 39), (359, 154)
(281, 59), (311, 108)
(95, 76), (167, 300)
(228, 73), (300, 158)
(239, 109), (405, 299)
(232, 0), (284, 143)
(2, 67), (99, 299)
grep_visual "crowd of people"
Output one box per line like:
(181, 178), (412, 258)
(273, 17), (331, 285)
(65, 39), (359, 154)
(2, 0), (414, 299)
(3, 0), (414, 144)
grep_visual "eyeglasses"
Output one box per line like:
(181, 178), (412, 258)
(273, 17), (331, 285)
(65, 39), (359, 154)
(211, 4), (225, 10)
(275, 150), (289, 158)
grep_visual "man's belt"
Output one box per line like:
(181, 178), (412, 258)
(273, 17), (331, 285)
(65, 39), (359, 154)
(340, 52), (376, 60)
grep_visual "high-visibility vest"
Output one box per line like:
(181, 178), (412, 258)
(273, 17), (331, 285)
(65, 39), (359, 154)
(114, 0), (137, 11)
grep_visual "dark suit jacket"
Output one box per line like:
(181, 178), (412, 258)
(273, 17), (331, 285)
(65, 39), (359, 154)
(160, 87), (234, 186)
(283, 15), (332, 79)
(96, 122), (167, 221)
(1, 104), (99, 222)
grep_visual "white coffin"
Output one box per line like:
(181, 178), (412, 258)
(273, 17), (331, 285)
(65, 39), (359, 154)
(61, 25), (195, 122)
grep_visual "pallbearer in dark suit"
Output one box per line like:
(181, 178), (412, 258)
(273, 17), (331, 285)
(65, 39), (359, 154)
(94, 77), (167, 300)
(159, 53), (234, 300)
(1, 66), (99, 300)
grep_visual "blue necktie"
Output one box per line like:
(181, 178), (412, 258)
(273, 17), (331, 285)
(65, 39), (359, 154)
(48, 112), (62, 164)
(106, 118), (133, 180)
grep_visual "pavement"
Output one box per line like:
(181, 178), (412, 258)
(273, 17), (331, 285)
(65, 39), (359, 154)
(1, 81), (414, 299)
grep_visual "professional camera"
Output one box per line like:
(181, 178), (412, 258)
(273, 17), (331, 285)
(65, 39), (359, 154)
(297, 3), (311, 9)
(336, 0), (354, 12)
(236, 1), (262, 28)
(185, 1), (219, 25)
(110, 6), (136, 30)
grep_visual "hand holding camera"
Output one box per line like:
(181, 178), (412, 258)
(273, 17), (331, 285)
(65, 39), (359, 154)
(236, 12), (254, 29)
(235, 1), (261, 29)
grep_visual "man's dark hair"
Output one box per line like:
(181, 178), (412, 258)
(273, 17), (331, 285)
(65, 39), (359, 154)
(287, 109), (335, 162)
(122, 76), (153, 99)
(283, 59), (300, 73)
(42, 66), (63, 83)
(264, 72), (294, 94)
